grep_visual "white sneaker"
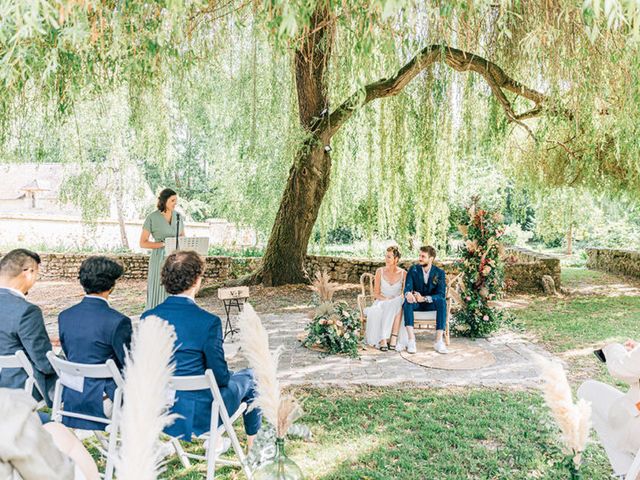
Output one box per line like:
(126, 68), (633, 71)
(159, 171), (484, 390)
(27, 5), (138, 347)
(434, 341), (449, 354)
(407, 340), (417, 354)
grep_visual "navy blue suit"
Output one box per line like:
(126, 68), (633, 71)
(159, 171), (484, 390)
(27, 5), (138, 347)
(58, 296), (132, 430)
(142, 296), (261, 439)
(403, 264), (447, 330)
(0, 288), (56, 405)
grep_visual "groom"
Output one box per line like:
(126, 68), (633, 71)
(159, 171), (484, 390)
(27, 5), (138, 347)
(403, 245), (448, 354)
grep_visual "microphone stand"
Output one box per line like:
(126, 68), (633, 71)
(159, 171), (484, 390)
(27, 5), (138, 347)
(175, 212), (180, 251)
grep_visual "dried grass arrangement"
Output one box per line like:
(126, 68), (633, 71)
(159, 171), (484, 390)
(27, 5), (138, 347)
(537, 356), (591, 479)
(310, 269), (338, 304)
(238, 303), (302, 438)
(117, 315), (178, 480)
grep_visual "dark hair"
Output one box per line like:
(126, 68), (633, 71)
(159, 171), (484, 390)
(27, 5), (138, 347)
(157, 188), (177, 212)
(386, 246), (401, 260)
(79, 256), (124, 294)
(0, 249), (41, 278)
(161, 251), (205, 294)
(420, 245), (437, 259)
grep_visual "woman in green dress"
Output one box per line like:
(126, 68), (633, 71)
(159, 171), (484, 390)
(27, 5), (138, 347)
(139, 188), (185, 309)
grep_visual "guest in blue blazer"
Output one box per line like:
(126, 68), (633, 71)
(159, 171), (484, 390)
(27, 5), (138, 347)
(142, 250), (261, 450)
(403, 245), (448, 354)
(0, 249), (56, 406)
(58, 256), (132, 430)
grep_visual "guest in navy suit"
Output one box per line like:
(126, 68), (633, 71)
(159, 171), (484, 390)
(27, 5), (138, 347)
(142, 250), (261, 450)
(0, 249), (56, 406)
(403, 245), (448, 354)
(58, 256), (132, 430)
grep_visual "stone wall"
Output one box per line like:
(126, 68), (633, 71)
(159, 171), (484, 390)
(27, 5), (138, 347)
(305, 247), (561, 294)
(586, 248), (640, 278)
(0, 252), (232, 282)
(503, 247), (562, 293)
(0, 247), (561, 294)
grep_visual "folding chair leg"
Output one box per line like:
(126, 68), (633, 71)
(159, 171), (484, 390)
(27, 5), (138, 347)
(223, 417), (252, 479)
(170, 438), (191, 468)
(104, 426), (118, 480)
(206, 404), (221, 480)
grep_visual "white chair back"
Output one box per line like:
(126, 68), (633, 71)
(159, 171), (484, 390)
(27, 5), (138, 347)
(167, 369), (252, 479)
(0, 350), (44, 399)
(46, 351), (124, 480)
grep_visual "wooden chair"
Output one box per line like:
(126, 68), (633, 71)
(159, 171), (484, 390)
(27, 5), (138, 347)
(356, 273), (376, 337)
(357, 271), (464, 345)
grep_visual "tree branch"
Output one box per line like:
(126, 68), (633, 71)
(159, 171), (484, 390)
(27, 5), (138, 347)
(323, 45), (558, 139)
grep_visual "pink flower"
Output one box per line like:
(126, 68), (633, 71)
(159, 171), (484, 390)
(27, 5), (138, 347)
(483, 315), (489, 321)
(482, 265), (492, 276)
(466, 296), (471, 301)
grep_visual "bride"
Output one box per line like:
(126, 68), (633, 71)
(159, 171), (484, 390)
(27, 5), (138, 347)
(364, 246), (406, 351)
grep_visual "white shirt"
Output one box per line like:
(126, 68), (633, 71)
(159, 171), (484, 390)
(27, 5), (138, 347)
(422, 266), (431, 284)
(0, 286), (26, 300)
(171, 293), (196, 302)
(85, 295), (110, 306)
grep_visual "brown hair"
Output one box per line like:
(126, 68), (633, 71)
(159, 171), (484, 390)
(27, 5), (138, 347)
(0, 249), (41, 278)
(157, 188), (177, 212)
(419, 245), (436, 259)
(386, 246), (401, 260)
(161, 251), (205, 294)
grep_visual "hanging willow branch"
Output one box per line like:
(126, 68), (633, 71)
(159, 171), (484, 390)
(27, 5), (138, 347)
(322, 45), (566, 140)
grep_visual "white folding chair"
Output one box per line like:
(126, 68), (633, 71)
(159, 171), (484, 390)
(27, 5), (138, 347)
(167, 369), (253, 479)
(0, 350), (47, 403)
(46, 351), (124, 480)
(626, 447), (640, 480)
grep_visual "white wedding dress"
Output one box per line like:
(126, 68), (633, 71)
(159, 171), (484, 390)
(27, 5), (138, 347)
(364, 272), (408, 348)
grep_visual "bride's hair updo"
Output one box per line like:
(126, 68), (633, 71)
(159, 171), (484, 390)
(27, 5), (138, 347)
(386, 245), (401, 260)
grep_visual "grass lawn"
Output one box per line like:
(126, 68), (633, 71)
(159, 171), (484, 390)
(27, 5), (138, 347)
(157, 388), (610, 480)
(514, 294), (640, 351)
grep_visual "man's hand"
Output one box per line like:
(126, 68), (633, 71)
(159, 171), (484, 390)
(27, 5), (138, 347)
(414, 292), (425, 303)
(624, 339), (638, 351)
(406, 292), (416, 304)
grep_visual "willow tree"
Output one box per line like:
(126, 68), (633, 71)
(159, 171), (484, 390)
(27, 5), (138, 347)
(252, 0), (640, 285)
(2, 0), (640, 285)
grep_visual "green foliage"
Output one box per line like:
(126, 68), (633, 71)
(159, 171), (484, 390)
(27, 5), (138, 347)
(302, 302), (360, 357)
(453, 198), (508, 337)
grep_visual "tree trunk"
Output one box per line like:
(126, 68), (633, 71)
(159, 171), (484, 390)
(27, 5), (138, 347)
(257, 5), (334, 286)
(116, 179), (130, 250)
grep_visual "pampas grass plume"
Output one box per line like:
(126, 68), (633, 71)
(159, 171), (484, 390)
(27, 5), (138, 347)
(537, 356), (591, 469)
(117, 315), (178, 480)
(311, 270), (338, 303)
(238, 303), (301, 437)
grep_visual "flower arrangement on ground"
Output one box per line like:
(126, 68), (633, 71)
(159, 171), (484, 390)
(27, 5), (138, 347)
(302, 270), (360, 357)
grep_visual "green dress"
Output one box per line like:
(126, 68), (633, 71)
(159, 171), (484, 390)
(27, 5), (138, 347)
(143, 210), (185, 309)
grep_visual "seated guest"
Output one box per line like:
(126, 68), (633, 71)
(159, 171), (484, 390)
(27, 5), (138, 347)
(141, 251), (261, 450)
(0, 249), (56, 405)
(0, 388), (99, 480)
(58, 256), (132, 430)
(403, 245), (448, 354)
(578, 340), (640, 477)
